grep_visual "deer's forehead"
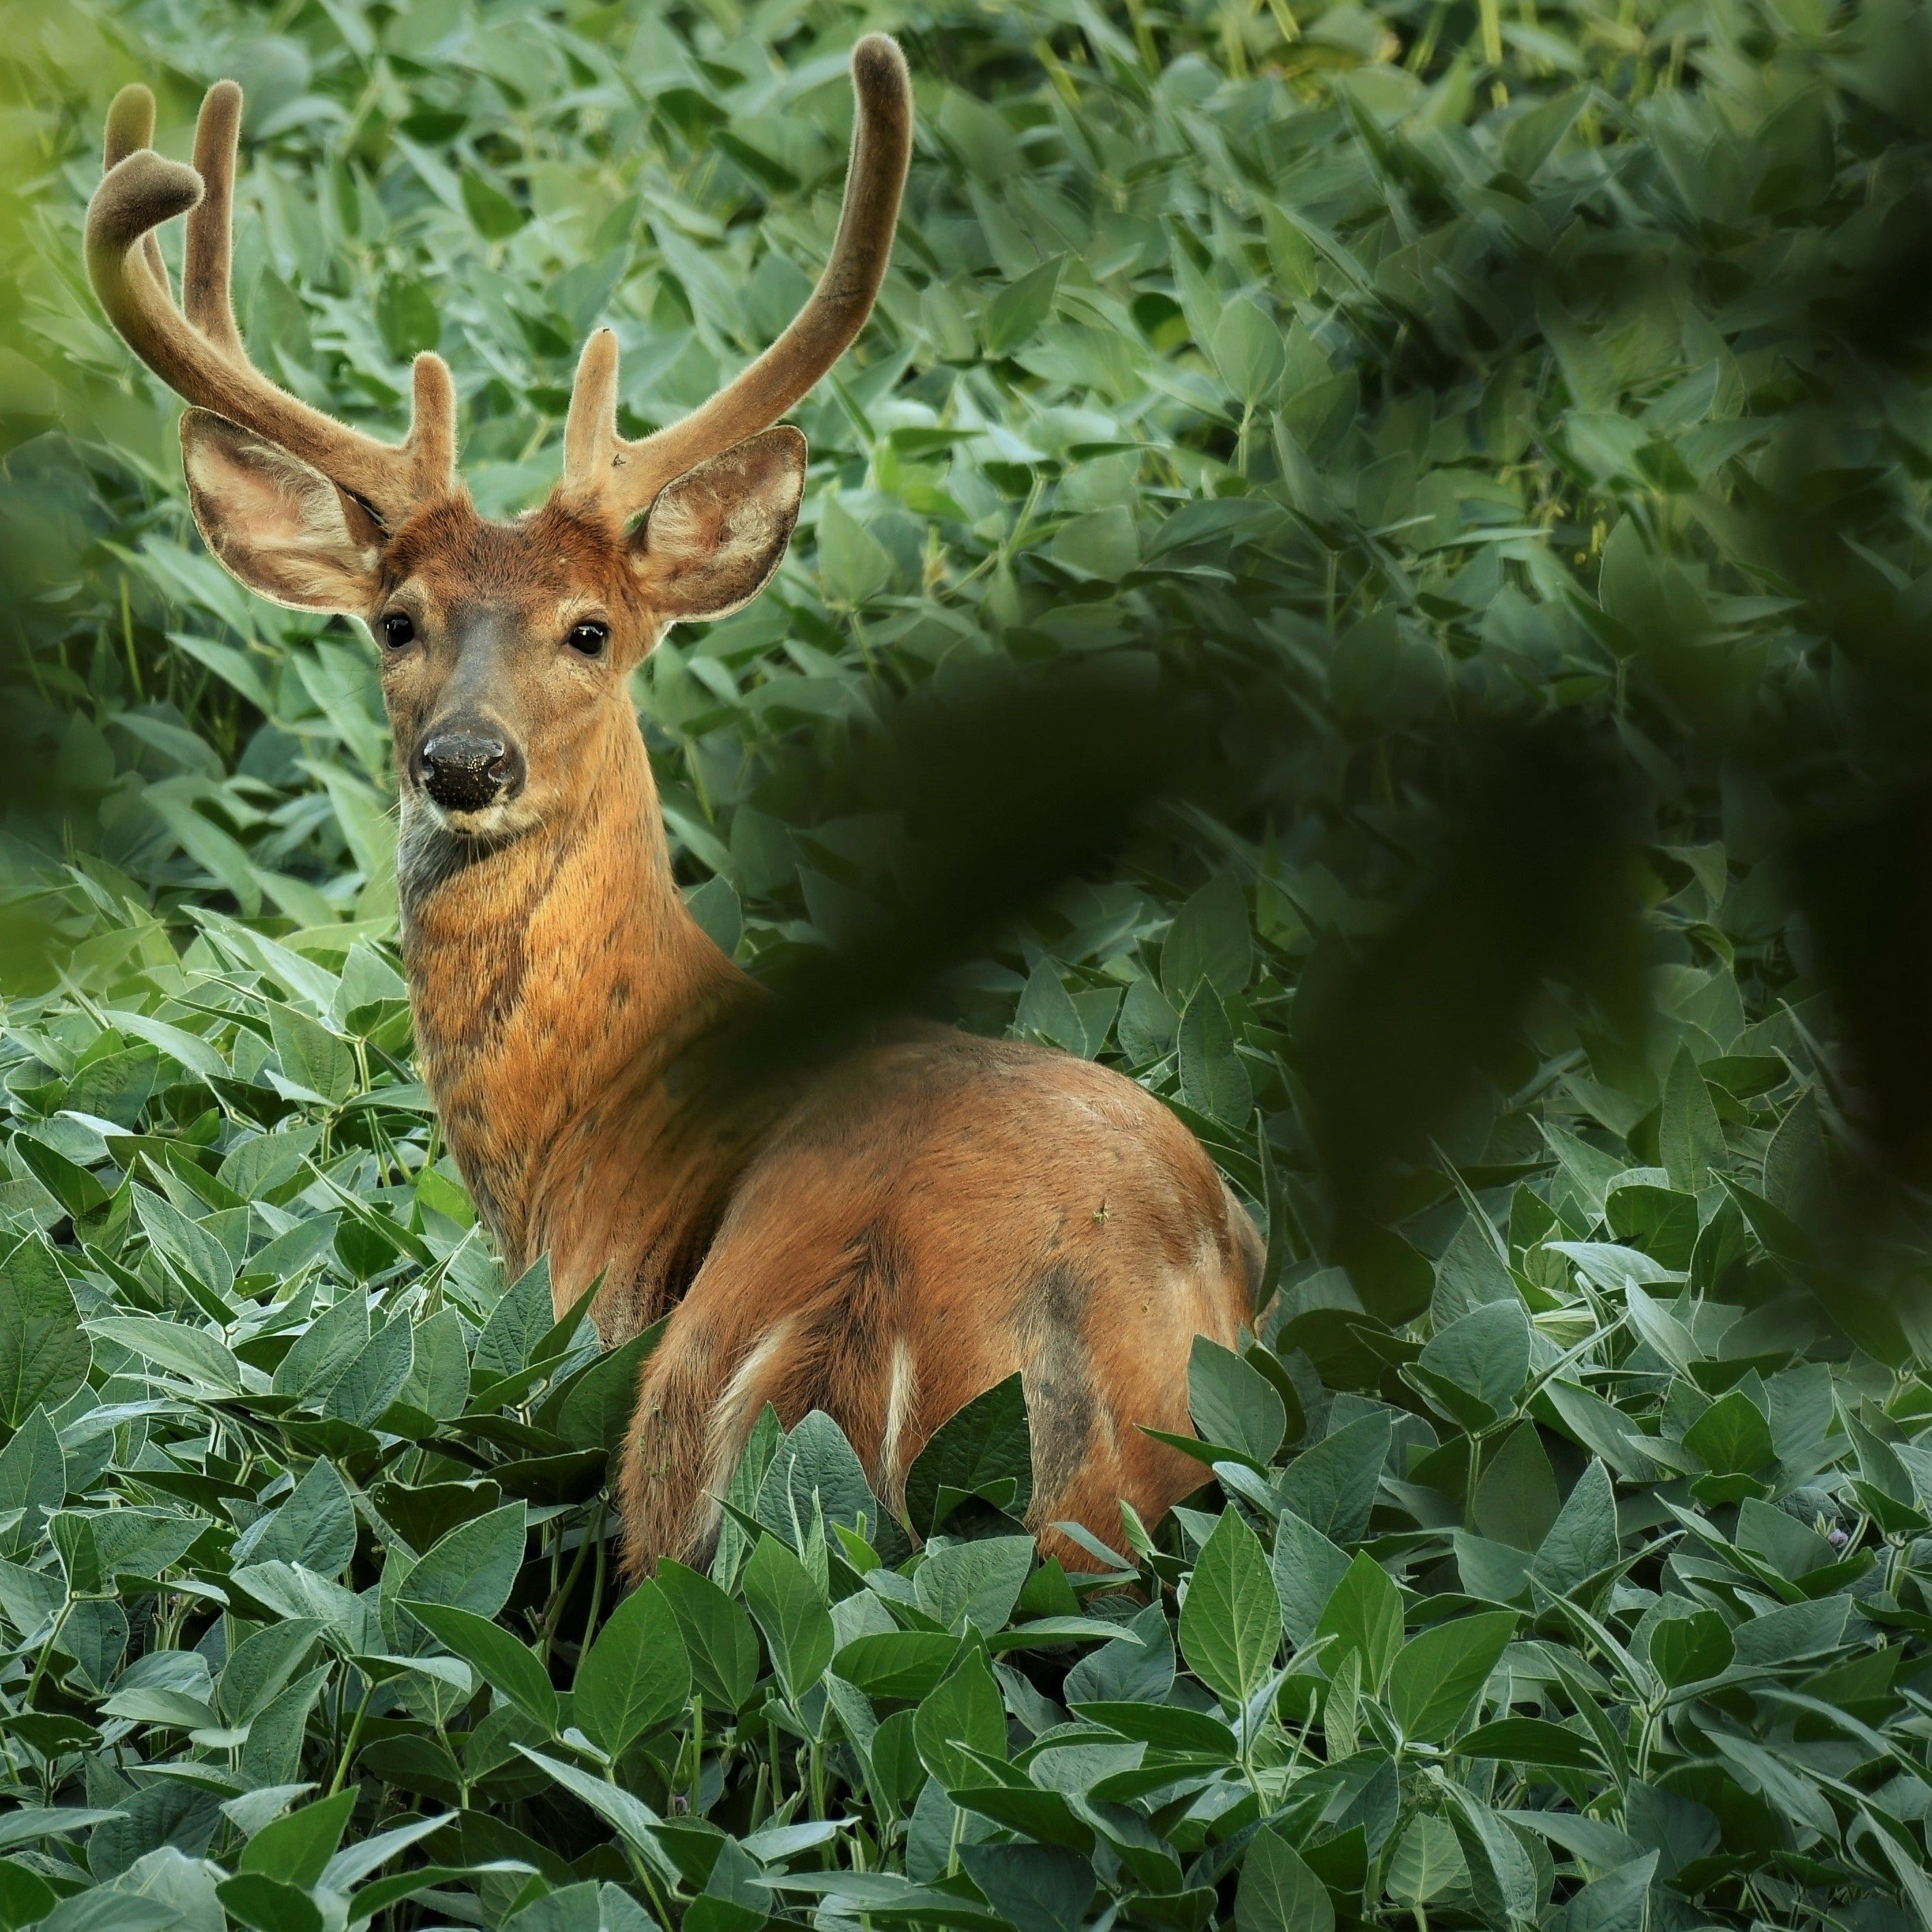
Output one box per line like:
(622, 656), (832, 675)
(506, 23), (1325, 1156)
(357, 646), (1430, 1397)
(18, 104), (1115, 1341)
(385, 502), (630, 611)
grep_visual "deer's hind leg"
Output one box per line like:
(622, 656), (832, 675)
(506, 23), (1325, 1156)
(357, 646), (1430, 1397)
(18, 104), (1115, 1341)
(616, 1227), (910, 1576)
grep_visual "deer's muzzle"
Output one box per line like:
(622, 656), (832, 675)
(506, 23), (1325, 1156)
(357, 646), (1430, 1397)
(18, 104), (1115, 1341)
(416, 728), (525, 815)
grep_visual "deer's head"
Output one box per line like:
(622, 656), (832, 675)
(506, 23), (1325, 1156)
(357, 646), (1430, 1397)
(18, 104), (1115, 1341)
(86, 45), (912, 846)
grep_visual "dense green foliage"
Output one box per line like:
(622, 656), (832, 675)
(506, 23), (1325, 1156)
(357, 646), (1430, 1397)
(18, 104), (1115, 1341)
(1, 0), (1932, 1929)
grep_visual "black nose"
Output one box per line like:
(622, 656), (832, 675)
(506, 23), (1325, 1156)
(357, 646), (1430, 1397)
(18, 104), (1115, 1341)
(417, 730), (525, 813)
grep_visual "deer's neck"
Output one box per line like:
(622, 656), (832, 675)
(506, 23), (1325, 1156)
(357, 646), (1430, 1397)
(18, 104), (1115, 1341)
(398, 708), (758, 1334)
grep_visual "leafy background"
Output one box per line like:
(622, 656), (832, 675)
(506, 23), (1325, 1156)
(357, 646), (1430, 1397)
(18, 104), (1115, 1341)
(0, 0), (1930, 1929)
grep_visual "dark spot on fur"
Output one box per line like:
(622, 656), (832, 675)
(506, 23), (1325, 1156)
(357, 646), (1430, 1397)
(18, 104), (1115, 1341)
(1015, 1262), (1097, 1508)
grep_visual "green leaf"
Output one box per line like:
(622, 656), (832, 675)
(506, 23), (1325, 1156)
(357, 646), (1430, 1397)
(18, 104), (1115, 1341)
(574, 1579), (690, 1755)
(1213, 298), (1287, 406)
(87, 1311), (241, 1395)
(1277, 1411), (1390, 1544)
(1414, 1296), (1530, 1424)
(0, 1407), (61, 1542)
(903, 1373), (1033, 1537)
(1388, 1610), (1516, 1742)
(1178, 987), (1251, 1125)
(405, 1599), (559, 1733)
(461, 170), (526, 238)
(1050, 507), (1138, 580)
(741, 1534), (834, 1702)
(1188, 1337), (1286, 1465)
(835, 1630), (962, 1702)
(959, 1843), (1095, 1932)
(219, 1875), (322, 1932)
(1271, 1509), (1352, 1647)
(240, 1459), (356, 1574)
(657, 1559), (761, 1713)
(474, 1256), (555, 1384)
(1647, 1606), (1734, 1687)
(818, 497), (894, 606)
(1455, 1716), (1603, 1767)
(240, 1786), (356, 1888)
(274, 1292), (370, 1403)
(1550, 1854), (1657, 1932)
(556, 1322), (661, 1452)
(401, 1503), (527, 1622)
(1163, 877), (1253, 1003)
(984, 256), (1062, 356)
(914, 1536), (1033, 1636)
(1682, 1388), (1775, 1475)
(1314, 1552), (1403, 1692)
(1472, 1421), (1562, 1551)
(0, 1240), (89, 1428)
(268, 1002), (358, 1106)
(1660, 1044), (1726, 1192)
(913, 1650), (1006, 1787)
(1236, 1826), (1333, 1932)
(1386, 1815), (1467, 1906)
(1531, 1459), (1619, 1596)
(375, 275), (441, 359)
(1178, 1508), (1281, 1706)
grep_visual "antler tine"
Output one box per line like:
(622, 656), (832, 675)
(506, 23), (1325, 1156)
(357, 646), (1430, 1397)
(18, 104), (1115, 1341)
(103, 84), (171, 303)
(87, 81), (456, 530)
(183, 80), (243, 358)
(558, 33), (914, 521)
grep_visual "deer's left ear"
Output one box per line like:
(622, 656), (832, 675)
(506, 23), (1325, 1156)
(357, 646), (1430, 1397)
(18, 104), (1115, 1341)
(631, 426), (806, 623)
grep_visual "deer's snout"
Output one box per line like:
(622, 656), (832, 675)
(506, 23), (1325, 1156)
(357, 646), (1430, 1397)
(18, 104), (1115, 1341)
(416, 726), (525, 815)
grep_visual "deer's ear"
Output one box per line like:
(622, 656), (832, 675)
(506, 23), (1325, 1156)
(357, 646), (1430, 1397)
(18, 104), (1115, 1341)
(632, 426), (805, 623)
(181, 409), (386, 613)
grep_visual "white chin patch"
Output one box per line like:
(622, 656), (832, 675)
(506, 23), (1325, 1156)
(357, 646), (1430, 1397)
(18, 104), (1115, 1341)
(433, 800), (520, 839)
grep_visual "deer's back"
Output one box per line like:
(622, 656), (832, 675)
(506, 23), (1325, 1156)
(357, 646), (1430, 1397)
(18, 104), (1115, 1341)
(618, 1028), (1260, 1569)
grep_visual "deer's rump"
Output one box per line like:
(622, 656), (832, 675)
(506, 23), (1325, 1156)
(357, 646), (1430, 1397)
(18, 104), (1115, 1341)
(616, 1029), (1260, 1572)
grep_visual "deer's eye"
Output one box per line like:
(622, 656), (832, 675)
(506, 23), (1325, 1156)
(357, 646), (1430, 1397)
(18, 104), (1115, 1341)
(380, 611), (416, 649)
(567, 621), (609, 657)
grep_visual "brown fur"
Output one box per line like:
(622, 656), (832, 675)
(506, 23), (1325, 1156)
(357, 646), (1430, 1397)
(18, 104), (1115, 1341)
(88, 42), (1261, 1576)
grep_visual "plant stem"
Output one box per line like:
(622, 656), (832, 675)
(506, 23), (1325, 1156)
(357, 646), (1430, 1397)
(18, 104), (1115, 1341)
(329, 1678), (373, 1795)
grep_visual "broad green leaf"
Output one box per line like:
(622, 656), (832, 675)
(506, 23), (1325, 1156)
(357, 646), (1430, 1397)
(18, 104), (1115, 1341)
(406, 1599), (558, 1734)
(913, 1536), (1033, 1636)
(1414, 1297), (1530, 1424)
(657, 1559), (762, 1714)
(1271, 1509), (1352, 1647)
(1188, 1337), (1285, 1465)
(240, 1788), (355, 1889)
(1531, 1459), (1620, 1596)
(1647, 1606), (1734, 1687)
(1660, 1044), (1725, 1192)
(1314, 1553), (1403, 1692)
(1387, 1610), (1516, 1742)
(473, 1257), (555, 1384)
(401, 1504), (527, 1623)
(1178, 1508), (1280, 1707)
(903, 1373), (1033, 1537)
(574, 1580), (690, 1755)
(268, 1003), (358, 1106)
(1277, 1412), (1390, 1545)
(0, 1241), (89, 1428)
(741, 1535), (834, 1702)
(912, 1651), (1006, 1788)
(983, 255), (1062, 355)
(1213, 298), (1287, 405)
(1236, 1826), (1332, 1932)
(238, 1459), (356, 1575)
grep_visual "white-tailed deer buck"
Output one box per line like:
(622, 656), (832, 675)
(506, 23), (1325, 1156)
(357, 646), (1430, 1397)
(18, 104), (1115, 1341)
(87, 42), (1260, 1572)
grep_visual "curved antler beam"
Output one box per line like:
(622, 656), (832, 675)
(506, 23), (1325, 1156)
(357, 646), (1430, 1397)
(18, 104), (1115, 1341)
(559, 32), (914, 523)
(85, 82), (456, 529)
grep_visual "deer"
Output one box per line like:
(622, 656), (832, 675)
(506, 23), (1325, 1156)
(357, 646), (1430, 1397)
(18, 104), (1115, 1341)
(85, 41), (1262, 1576)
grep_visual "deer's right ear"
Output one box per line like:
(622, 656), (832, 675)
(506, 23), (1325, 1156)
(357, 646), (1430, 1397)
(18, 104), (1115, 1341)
(631, 426), (807, 625)
(181, 409), (386, 613)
